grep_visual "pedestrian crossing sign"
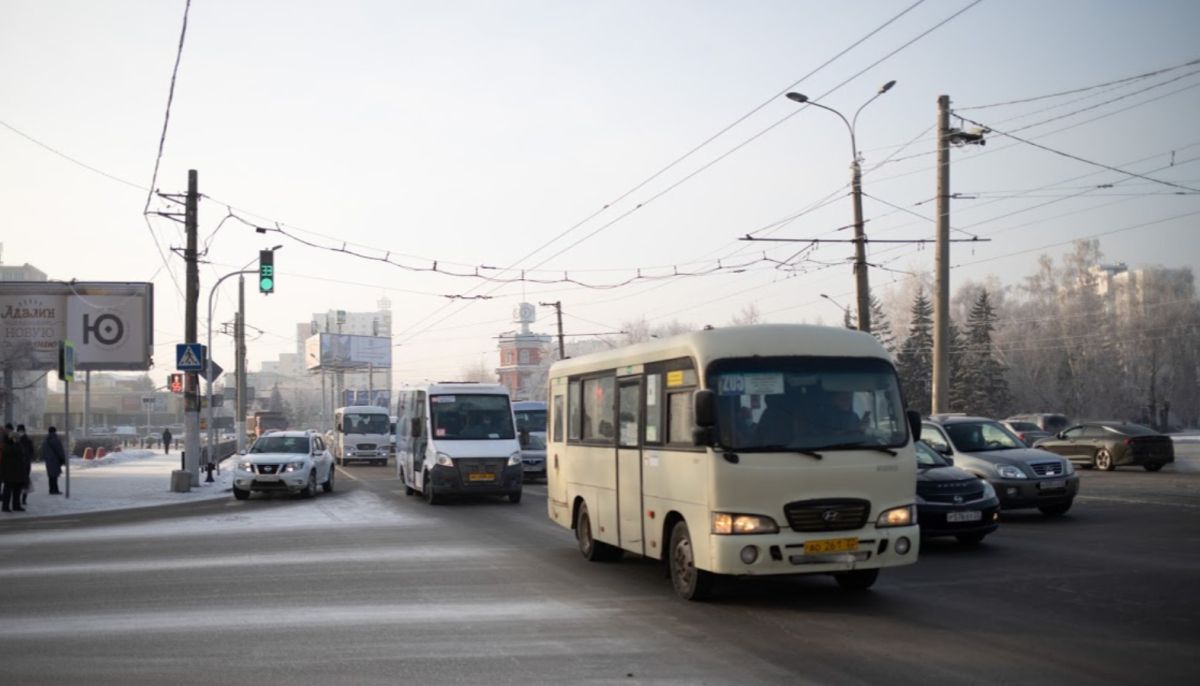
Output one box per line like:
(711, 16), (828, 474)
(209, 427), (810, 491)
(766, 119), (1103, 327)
(176, 343), (206, 371)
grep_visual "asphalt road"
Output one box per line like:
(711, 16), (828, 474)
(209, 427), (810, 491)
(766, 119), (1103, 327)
(0, 461), (1197, 685)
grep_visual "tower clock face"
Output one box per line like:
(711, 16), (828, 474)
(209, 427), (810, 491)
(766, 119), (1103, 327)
(514, 303), (536, 323)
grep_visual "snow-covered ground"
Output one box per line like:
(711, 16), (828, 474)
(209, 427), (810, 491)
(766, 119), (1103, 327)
(12, 448), (234, 518)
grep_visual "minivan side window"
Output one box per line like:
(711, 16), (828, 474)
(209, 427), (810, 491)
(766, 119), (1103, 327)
(552, 394), (564, 443)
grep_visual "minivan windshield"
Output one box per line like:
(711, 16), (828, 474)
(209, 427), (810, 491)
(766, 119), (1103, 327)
(707, 356), (907, 452)
(430, 394), (516, 440)
(342, 412), (390, 435)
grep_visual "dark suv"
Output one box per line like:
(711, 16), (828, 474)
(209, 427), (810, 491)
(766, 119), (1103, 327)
(921, 416), (1079, 516)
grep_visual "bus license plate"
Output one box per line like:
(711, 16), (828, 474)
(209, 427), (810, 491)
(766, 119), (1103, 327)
(946, 511), (982, 523)
(803, 537), (858, 555)
(467, 472), (495, 482)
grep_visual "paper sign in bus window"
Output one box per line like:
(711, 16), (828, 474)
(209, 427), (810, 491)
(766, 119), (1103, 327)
(744, 373), (784, 396)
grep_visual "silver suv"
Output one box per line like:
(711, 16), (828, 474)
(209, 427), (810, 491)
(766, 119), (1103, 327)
(233, 430), (335, 500)
(920, 416), (1079, 517)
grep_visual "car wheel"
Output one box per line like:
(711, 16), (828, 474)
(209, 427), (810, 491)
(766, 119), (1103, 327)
(1039, 501), (1072, 516)
(322, 465), (335, 493)
(303, 470), (317, 498)
(508, 490), (522, 504)
(233, 486), (249, 501)
(956, 532), (987, 545)
(669, 520), (714, 601)
(1143, 463), (1164, 472)
(403, 469), (416, 496)
(576, 502), (620, 562)
(423, 473), (441, 505)
(1094, 449), (1114, 471)
(834, 568), (880, 591)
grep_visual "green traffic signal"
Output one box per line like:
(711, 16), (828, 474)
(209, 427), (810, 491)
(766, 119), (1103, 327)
(259, 251), (275, 294)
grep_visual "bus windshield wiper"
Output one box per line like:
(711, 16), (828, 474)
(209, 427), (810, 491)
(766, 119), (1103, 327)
(808, 441), (897, 456)
(739, 444), (823, 459)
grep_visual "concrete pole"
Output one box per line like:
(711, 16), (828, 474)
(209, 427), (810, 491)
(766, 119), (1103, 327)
(83, 371), (91, 438)
(850, 159), (871, 332)
(235, 275), (246, 453)
(184, 169), (201, 486)
(932, 95), (952, 416)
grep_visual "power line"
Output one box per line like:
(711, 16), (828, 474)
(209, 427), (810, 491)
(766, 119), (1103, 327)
(956, 57), (1200, 110)
(0, 119), (147, 191)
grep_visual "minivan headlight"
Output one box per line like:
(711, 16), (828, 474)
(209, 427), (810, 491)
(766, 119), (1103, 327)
(980, 480), (997, 500)
(507, 451), (522, 467)
(436, 452), (454, 467)
(996, 464), (1027, 479)
(876, 505), (915, 528)
(712, 513), (779, 535)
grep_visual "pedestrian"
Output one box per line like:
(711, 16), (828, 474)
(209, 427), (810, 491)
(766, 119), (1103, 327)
(1, 423), (25, 512)
(16, 424), (34, 507)
(162, 427), (173, 454)
(41, 426), (67, 496)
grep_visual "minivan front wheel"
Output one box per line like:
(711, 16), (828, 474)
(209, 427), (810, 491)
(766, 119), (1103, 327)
(576, 502), (619, 562)
(668, 520), (714, 601)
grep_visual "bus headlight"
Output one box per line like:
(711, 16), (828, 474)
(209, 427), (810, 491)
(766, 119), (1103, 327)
(876, 505), (915, 528)
(507, 451), (522, 467)
(435, 452), (454, 467)
(712, 513), (779, 535)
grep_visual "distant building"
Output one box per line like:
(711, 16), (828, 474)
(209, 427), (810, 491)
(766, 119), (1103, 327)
(0, 246), (49, 426)
(1091, 263), (1195, 319)
(496, 303), (551, 401)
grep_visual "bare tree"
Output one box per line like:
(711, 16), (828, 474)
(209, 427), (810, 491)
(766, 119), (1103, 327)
(730, 304), (763, 326)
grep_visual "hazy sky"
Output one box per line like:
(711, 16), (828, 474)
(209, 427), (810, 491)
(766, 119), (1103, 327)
(3, 0), (1199, 387)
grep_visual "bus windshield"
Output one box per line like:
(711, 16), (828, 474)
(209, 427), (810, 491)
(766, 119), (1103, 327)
(342, 413), (390, 435)
(707, 356), (907, 452)
(430, 394), (515, 440)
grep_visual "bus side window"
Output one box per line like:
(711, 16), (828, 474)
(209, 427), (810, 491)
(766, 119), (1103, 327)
(666, 391), (693, 445)
(552, 394), (564, 443)
(568, 380), (582, 441)
(645, 374), (661, 444)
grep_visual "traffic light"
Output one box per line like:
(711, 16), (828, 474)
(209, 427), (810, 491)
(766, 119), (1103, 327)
(259, 250), (275, 294)
(168, 374), (184, 394)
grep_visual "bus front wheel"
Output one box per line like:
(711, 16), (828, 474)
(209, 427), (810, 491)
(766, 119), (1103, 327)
(668, 520), (714, 601)
(576, 502), (619, 562)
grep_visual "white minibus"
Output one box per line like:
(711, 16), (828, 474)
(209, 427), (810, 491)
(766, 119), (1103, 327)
(546, 324), (921, 599)
(329, 405), (392, 466)
(395, 382), (523, 504)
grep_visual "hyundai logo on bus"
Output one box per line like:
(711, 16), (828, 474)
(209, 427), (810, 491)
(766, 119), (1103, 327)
(822, 509), (841, 523)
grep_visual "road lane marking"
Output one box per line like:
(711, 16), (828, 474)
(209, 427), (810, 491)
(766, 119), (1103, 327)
(1076, 494), (1200, 510)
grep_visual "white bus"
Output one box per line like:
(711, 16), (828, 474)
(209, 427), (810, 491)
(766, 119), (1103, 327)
(546, 324), (921, 600)
(394, 382), (523, 504)
(329, 405), (392, 466)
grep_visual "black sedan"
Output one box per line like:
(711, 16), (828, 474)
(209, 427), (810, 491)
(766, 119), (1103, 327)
(1033, 422), (1175, 472)
(915, 440), (1000, 545)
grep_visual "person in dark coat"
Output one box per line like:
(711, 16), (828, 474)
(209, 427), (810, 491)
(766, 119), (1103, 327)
(41, 426), (67, 495)
(162, 427), (173, 454)
(1, 424), (25, 512)
(16, 424), (34, 507)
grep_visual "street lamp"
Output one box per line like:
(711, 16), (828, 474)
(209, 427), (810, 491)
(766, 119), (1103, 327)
(820, 293), (854, 329)
(786, 80), (896, 333)
(205, 246), (283, 475)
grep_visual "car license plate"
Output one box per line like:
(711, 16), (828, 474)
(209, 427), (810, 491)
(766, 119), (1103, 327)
(1040, 479), (1066, 490)
(946, 510), (982, 523)
(467, 472), (495, 482)
(803, 537), (858, 555)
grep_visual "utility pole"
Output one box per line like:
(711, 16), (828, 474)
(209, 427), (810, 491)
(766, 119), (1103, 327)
(235, 275), (247, 453)
(850, 153), (871, 333)
(184, 169), (201, 486)
(539, 301), (566, 359)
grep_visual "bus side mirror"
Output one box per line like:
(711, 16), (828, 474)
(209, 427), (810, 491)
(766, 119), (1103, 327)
(519, 428), (530, 448)
(692, 426), (715, 448)
(410, 418), (422, 438)
(694, 389), (717, 428)
(906, 409), (922, 441)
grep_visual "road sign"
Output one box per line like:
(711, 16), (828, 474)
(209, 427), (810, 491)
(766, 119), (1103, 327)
(200, 359), (224, 382)
(141, 396), (155, 406)
(176, 344), (205, 372)
(58, 340), (76, 382)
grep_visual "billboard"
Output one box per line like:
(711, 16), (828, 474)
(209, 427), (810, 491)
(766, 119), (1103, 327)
(304, 333), (392, 370)
(0, 282), (153, 371)
(341, 390), (391, 409)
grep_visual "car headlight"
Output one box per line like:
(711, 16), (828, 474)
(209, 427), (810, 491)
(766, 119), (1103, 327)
(507, 451), (522, 467)
(436, 452), (454, 467)
(238, 461), (254, 472)
(876, 505), (915, 528)
(1062, 460), (1075, 475)
(979, 480), (997, 500)
(996, 464), (1027, 479)
(283, 461), (307, 473)
(712, 512), (779, 535)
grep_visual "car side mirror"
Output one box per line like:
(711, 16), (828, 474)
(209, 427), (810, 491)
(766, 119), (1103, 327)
(1056, 432), (1065, 440)
(410, 418), (423, 438)
(935, 443), (953, 456)
(906, 409), (922, 440)
(694, 389), (717, 428)
(943, 455), (955, 466)
(239, 449), (247, 455)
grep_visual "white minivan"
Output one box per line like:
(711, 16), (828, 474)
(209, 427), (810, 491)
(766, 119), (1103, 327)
(329, 405), (392, 466)
(395, 383), (523, 504)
